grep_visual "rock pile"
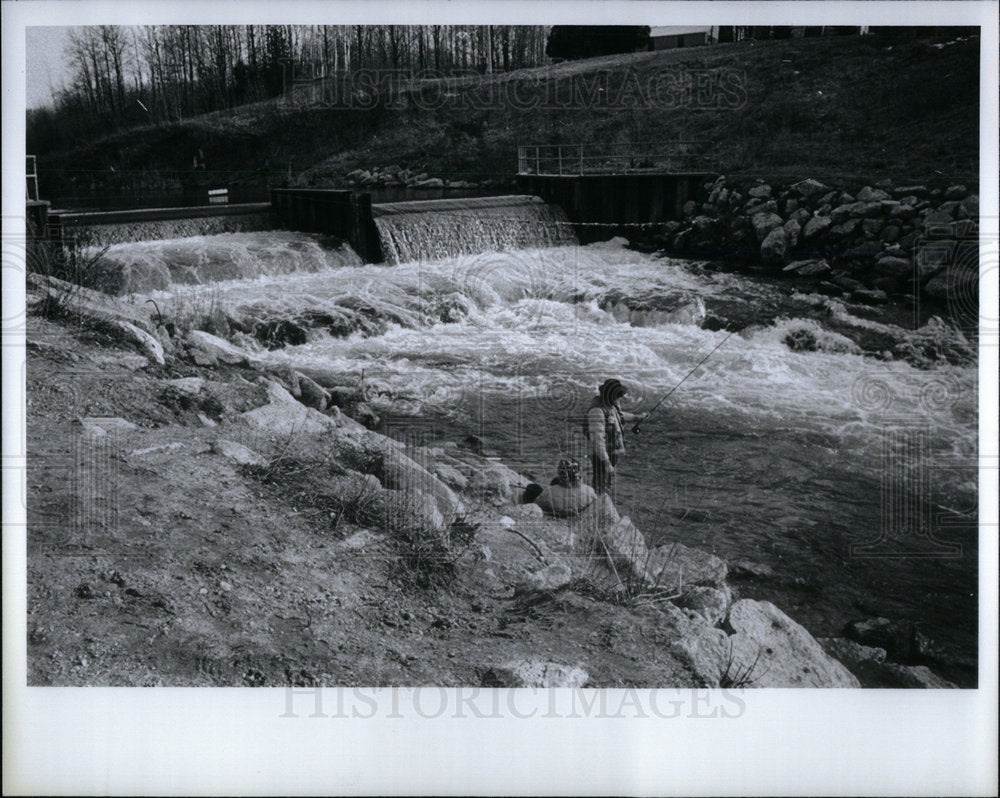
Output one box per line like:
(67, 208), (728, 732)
(343, 165), (496, 190)
(642, 176), (979, 307)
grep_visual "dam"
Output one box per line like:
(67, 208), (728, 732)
(35, 143), (711, 265)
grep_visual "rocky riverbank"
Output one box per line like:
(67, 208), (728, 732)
(25, 274), (959, 688)
(629, 175), (979, 313)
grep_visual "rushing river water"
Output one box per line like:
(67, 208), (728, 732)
(124, 226), (978, 684)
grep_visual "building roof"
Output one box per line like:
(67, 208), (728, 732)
(649, 26), (712, 38)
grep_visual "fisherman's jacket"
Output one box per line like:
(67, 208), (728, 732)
(586, 397), (626, 459)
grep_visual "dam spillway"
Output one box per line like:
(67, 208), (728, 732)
(371, 195), (577, 264)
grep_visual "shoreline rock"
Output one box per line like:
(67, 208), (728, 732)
(629, 175), (979, 313)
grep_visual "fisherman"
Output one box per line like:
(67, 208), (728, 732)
(533, 458), (597, 517)
(586, 378), (644, 496)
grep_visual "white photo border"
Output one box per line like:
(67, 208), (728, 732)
(3, 2), (997, 795)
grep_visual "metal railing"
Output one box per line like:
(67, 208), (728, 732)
(26, 155), (39, 201)
(517, 141), (715, 176)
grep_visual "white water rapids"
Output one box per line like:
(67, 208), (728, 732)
(111, 225), (977, 680)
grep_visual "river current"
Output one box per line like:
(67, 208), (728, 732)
(116, 228), (977, 684)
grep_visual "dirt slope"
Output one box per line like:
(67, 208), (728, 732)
(35, 32), (979, 202)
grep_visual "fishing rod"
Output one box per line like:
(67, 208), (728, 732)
(632, 329), (736, 435)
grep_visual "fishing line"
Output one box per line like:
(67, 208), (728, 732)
(632, 329), (736, 435)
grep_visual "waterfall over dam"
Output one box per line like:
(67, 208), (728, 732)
(60, 193), (579, 292)
(371, 195), (578, 264)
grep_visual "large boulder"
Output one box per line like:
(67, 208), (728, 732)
(676, 584), (731, 626)
(783, 259), (830, 277)
(842, 616), (939, 664)
(595, 515), (651, 585)
(782, 218), (801, 249)
(470, 463), (518, 504)
(789, 207), (812, 227)
(888, 203), (917, 221)
(936, 200), (966, 219)
(433, 463), (469, 491)
(819, 636), (887, 665)
(892, 184), (929, 198)
(803, 215), (832, 239)
(378, 443), (464, 522)
(830, 203), (856, 224)
(789, 178), (829, 198)
(239, 395), (339, 437)
(295, 372), (331, 411)
(922, 264), (978, 300)
(830, 218), (861, 237)
(647, 542), (727, 590)
(258, 377), (299, 404)
(922, 208), (956, 226)
(114, 321), (165, 365)
(692, 215), (715, 233)
(760, 227), (788, 266)
(857, 186), (890, 202)
(818, 637), (957, 688)
(878, 663), (958, 688)
(26, 273), (155, 332)
(725, 600), (860, 687)
(943, 184), (968, 201)
(751, 212), (784, 242)
(959, 194), (979, 217)
(853, 201), (884, 219)
(876, 255), (913, 278)
(186, 330), (257, 366)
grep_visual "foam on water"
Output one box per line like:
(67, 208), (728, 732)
(91, 231), (362, 294)
(132, 234), (975, 502)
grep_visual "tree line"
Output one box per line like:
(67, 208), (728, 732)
(28, 25), (551, 154)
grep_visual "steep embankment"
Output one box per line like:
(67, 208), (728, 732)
(35, 33), (978, 201)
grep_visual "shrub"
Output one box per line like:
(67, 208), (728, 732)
(29, 240), (111, 319)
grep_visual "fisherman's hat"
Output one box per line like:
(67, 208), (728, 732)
(599, 378), (627, 405)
